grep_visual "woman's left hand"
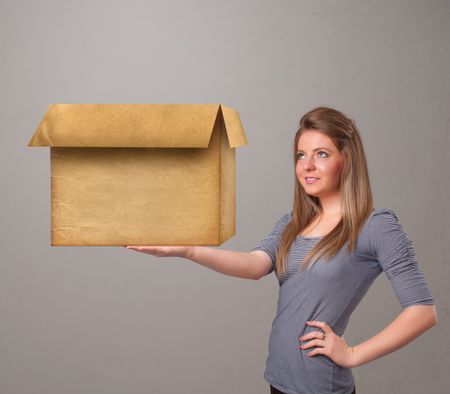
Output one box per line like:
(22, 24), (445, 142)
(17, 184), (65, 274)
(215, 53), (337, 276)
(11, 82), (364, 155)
(299, 321), (357, 368)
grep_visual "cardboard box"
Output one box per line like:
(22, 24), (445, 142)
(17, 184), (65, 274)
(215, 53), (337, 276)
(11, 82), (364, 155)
(28, 104), (248, 246)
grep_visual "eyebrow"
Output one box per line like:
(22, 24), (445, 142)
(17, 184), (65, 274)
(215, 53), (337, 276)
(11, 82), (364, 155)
(297, 147), (331, 153)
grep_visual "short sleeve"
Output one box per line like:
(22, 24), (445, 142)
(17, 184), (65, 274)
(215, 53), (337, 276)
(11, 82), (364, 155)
(369, 208), (435, 308)
(250, 212), (291, 276)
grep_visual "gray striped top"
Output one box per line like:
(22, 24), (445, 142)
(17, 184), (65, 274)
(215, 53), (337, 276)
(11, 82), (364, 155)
(251, 208), (434, 394)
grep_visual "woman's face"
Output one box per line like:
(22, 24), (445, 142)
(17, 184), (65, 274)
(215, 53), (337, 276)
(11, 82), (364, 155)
(296, 129), (344, 198)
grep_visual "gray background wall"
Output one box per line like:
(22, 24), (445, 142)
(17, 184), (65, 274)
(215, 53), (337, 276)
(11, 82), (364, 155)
(1, 0), (449, 393)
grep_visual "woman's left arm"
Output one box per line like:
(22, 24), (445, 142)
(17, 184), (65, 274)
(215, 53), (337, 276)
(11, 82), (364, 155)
(350, 304), (438, 367)
(352, 209), (439, 367)
(303, 210), (438, 368)
(302, 304), (437, 368)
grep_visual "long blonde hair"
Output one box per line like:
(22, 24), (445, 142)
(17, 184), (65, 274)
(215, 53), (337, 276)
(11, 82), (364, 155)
(276, 106), (374, 277)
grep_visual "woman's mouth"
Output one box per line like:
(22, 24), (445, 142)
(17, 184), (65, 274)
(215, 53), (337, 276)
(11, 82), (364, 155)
(305, 177), (319, 184)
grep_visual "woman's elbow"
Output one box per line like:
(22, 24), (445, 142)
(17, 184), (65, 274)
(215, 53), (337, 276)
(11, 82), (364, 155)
(418, 304), (438, 327)
(405, 304), (438, 328)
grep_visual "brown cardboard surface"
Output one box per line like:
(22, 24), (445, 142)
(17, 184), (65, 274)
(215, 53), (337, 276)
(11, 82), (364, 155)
(29, 104), (247, 246)
(219, 109), (235, 244)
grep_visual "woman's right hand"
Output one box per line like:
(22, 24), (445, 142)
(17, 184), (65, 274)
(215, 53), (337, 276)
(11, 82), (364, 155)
(123, 245), (195, 259)
(124, 246), (261, 280)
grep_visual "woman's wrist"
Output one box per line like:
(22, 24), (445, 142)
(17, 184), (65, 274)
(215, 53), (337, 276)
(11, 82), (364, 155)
(184, 246), (197, 260)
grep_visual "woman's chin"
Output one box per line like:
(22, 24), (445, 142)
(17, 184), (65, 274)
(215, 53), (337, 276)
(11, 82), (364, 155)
(303, 189), (321, 197)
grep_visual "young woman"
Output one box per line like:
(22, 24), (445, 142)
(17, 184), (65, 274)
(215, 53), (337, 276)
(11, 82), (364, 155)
(125, 106), (438, 394)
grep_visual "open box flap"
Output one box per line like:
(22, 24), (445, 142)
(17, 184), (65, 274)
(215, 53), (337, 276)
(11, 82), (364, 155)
(27, 104), (248, 148)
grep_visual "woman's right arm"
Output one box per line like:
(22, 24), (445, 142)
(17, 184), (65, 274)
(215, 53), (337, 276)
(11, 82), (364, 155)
(124, 246), (272, 280)
(189, 247), (272, 280)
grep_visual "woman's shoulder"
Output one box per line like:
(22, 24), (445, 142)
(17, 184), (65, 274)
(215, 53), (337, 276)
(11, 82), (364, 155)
(276, 210), (293, 223)
(277, 210), (293, 227)
(367, 207), (401, 229)
(370, 207), (398, 219)
(366, 207), (411, 250)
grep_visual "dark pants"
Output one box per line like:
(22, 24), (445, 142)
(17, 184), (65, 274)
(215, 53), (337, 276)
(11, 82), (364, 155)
(270, 384), (356, 394)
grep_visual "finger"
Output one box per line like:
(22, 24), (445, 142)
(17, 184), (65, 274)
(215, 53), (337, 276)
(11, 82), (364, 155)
(127, 246), (152, 253)
(131, 246), (158, 251)
(300, 339), (326, 349)
(306, 321), (332, 334)
(299, 330), (324, 341)
(306, 348), (323, 357)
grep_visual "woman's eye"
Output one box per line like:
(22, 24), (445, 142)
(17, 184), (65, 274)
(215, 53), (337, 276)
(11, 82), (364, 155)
(297, 151), (328, 160)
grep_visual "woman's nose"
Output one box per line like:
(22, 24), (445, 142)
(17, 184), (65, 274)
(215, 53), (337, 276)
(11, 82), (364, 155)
(302, 157), (315, 170)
